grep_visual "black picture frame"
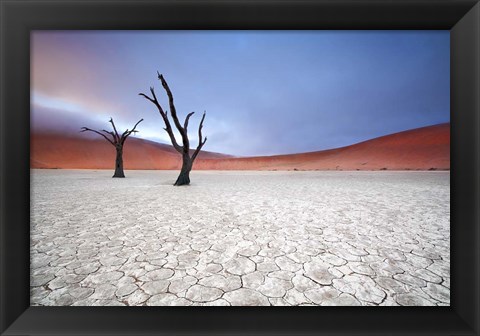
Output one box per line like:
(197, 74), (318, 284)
(1, 0), (479, 335)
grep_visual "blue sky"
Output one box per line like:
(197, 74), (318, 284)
(31, 31), (449, 156)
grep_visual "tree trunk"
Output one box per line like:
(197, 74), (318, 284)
(174, 155), (192, 186)
(113, 146), (125, 178)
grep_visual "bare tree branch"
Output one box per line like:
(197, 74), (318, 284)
(138, 92), (156, 105)
(131, 118), (144, 132)
(180, 112), (195, 151)
(191, 111), (207, 162)
(121, 118), (144, 144)
(102, 129), (116, 138)
(80, 127), (115, 146)
(139, 88), (183, 153)
(184, 112), (195, 132)
(109, 118), (120, 142)
(158, 73), (189, 151)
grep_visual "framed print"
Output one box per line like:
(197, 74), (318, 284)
(1, 0), (479, 335)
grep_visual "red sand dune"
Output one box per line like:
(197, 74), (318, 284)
(31, 123), (450, 171)
(30, 134), (231, 170)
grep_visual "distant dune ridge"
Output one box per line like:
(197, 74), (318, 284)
(31, 123), (450, 171)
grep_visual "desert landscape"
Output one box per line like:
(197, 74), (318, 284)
(30, 30), (450, 306)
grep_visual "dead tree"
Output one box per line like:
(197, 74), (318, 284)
(139, 73), (207, 186)
(81, 118), (143, 178)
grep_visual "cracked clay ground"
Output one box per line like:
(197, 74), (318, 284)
(31, 170), (450, 306)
